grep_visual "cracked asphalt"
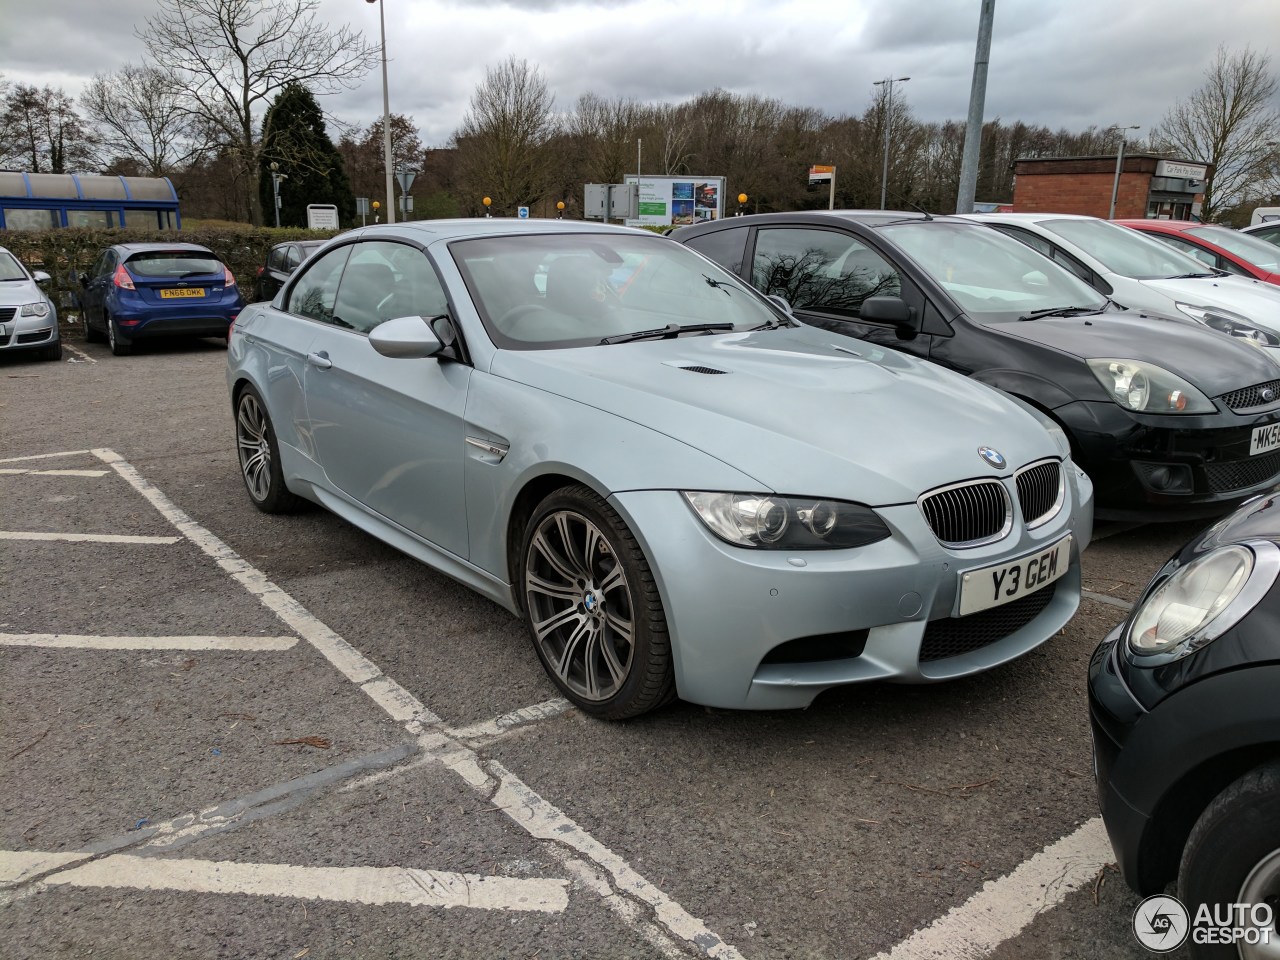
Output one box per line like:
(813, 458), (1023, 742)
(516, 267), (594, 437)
(0, 335), (1205, 959)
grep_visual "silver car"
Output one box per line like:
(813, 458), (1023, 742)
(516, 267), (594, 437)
(0, 246), (60, 361)
(226, 220), (1094, 718)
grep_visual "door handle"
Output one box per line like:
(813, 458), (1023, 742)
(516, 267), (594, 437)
(307, 351), (332, 369)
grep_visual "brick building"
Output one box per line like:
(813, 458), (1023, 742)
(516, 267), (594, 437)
(1011, 154), (1212, 220)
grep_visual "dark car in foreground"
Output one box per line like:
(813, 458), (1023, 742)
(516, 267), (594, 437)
(672, 211), (1280, 519)
(252, 240), (325, 303)
(1089, 495), (1280, 957)
(79, 242), (243, 355)
(0, 245), (60, 361)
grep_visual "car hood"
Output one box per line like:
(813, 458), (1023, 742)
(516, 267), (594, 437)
(994, 311), (1280, 397)
(489, 326), (1060, 505)
(1138, 275), (1280, 329)
(0, 279), (43, 309)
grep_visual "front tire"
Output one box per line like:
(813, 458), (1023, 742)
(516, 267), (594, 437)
(1179, 760), (1280, 959)
(234, 385), (302, 514)
(38, 340), (62, 361)
(520, 485), (675, 719)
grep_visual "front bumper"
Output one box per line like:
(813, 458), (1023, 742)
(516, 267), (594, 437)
(1059, 399), (1280, 518)
(0, 310), (58, 352)
(611, 461), (1093, 710)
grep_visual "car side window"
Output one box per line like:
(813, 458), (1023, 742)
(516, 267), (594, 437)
(331, 241), (448, 335)
(992, 225), (1095, 283)
(751, 227), (900, 317)
(684, 228), (749, 276)
(286, 245), (351, 325)
(1149, 234), (1217, 268)
(286, 246), (303, 270)
(268, 247), (288, 271)
(993, 224), (1054, 259)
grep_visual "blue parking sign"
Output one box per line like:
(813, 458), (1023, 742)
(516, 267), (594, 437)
(518, 206), (530, 219)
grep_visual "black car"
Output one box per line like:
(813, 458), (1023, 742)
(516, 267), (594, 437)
(1089, 495), (1280, 956)
(252, 240), (324, 303)
(672, 212), (1280, 519)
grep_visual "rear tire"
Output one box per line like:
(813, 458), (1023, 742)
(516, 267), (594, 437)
(106, 313), (132, 356)
(1179, 760), (1280, 959)
(234, 385), (302, 514)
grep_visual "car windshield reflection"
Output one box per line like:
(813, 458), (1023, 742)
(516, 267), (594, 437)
(451, 233), (778, 349)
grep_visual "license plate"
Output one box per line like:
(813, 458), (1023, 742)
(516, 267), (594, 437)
(958, 536), (1070, 617)
(1250, 422), (1280, 456)
(159, 287), (205, 299)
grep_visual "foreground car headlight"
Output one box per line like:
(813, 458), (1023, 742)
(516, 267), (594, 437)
(20, 301), (49, 318)
(1086, 358), (1214, 413)
(1126, 542), (1280, 660)
(1174, 302), (1280, 347)
(682, 492), (891, 549)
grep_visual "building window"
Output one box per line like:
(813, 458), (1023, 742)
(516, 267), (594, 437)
(67, 209), (117, 229)
(3, 208), (60, 231)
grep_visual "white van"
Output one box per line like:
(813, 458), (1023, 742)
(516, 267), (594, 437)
(1252, 207), (1280, 225)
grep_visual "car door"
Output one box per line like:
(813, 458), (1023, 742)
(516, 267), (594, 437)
(745, 224), (934, 358)
(80, 250), (114, 327)
(303, 238), (472, 558)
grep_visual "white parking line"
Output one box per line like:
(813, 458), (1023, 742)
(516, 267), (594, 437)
(0, 449), (95, 464)
(92, 447), (744, 960)
(22, 852), (569, 913)
(0, 531), (180, 544)
(448, 698), (573, 743)
(870, 818), (1113, 960)
(0, 468), (108, 477)
(0, 633), (298, 651)
(0, 851), (86, 887)
(61, 343), (97, 364)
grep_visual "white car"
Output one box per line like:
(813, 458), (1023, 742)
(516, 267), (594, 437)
(0, 245), (60, 361)
(960, 213), (1280, 344)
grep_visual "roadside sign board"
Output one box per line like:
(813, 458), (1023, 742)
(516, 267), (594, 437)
(306, 204), (339, 230)
(808, 164), (835, 183)
(622, 176), (724, 227)
(518, 206), (530, 219)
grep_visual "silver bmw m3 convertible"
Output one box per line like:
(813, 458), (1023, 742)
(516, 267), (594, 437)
(227, 220), (1094, 718)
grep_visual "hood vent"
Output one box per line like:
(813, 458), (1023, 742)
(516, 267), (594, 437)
(677, 365), (729, 375)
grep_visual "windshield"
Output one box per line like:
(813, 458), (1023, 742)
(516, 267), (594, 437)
(877, 220), (1107, 320)
(452, 232), (779, 348)
(1187, 226), (1280, 272)
(0, 251), (30, 282)
(125, 251), (222, 278)
(1041, 218), (1206, 279)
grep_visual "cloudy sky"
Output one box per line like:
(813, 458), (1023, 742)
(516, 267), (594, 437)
(4, 0), (1279, 147)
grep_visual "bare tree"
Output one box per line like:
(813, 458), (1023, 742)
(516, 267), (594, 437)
(81, 64), (210, 178)
(452, 56), (558, 214)
(137, 0), (379, 224)
(1151, 45), (1280, 221)
(0, 83), (97, 173)
(337, 113), (426, 205)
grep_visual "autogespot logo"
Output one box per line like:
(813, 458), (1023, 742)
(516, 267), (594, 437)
(1133, 895), (1190, 952)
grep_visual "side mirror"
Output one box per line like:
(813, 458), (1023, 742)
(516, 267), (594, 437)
(860, 296), (920, 341)
(33, 270), (51, 285)
(369, 315), (444, 359)
(765, 294), (794, 316)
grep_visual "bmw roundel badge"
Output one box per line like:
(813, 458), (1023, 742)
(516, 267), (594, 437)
(978, 446), (1007, 469)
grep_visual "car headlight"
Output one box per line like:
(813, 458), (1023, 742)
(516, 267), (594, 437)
(682, 492), (891, 549)
(20, 301), (49, 318)
(1174, 302), (1280, 347)
(1126, 541), (1280, 661)
(1086, 358), (1215, 413)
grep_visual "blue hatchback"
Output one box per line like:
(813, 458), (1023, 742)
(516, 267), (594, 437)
(78, 243), (244, 355)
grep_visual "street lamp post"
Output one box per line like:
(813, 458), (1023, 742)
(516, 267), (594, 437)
(367, 0), (395, 224)
(873, 76), (910, 210)
(1108, 125), (1141, 219)
(269, 161), (286, 229)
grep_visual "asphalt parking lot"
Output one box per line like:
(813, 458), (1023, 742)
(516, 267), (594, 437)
(1, 335), (1208, 959)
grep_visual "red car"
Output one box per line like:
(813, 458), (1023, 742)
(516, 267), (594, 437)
(1117, 219), (1280, 285)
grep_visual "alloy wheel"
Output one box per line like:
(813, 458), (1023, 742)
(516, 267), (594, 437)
(236, 392), (273, 502)
(1238, 848), (1280, 959)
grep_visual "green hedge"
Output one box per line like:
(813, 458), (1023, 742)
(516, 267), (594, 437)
(0, 226), (342, 328)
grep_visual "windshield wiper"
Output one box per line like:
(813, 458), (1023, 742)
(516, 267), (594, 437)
(600, 322), (734, 345)
(1168, 271), (1217, 279)
(1017, 305), (1103, 321)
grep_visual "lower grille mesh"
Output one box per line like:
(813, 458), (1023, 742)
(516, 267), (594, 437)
(1205, 451), (1280, 492)
(920, 583), (1058, 663)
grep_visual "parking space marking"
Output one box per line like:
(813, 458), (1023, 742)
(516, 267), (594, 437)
(91, 446), (744, 960)
(61, 343), (97, 364)
(0, 468), (108, 477)
(0, 531), (180, 544)
(25, 852), (571, 913)
(448, 698), (573, 744)
(1082, 590), (1134, 611)
(0, 633), (298, 651)
(871, 817), (1112, 960)
(0, 851), (86, 887)
(0, 449), (95, 464)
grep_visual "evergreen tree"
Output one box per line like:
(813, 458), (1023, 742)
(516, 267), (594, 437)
(258, 83), (355, 227)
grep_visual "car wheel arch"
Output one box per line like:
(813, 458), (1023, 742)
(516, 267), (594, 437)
(505, 471), (611, 609)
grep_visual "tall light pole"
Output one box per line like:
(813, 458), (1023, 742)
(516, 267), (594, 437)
(367, 0), (395, 224)
(956, 0), (996, 214)
(874, 76), (910, 209)
(269, 161), (286, 228)
(1108, 125), (1140, 220)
